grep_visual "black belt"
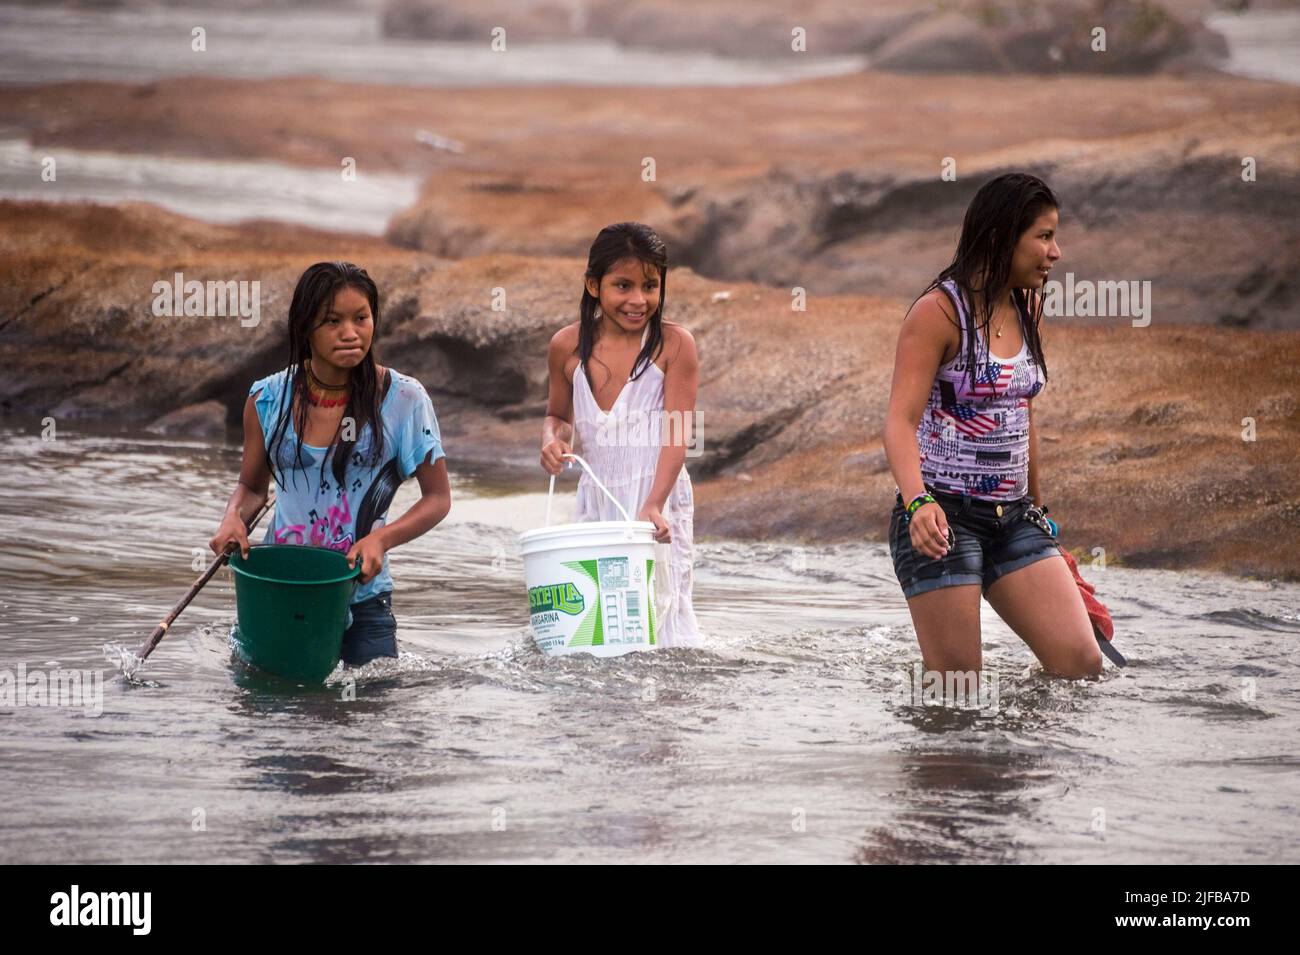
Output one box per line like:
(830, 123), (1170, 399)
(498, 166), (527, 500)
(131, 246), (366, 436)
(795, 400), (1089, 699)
(896, 487), (1028, 522)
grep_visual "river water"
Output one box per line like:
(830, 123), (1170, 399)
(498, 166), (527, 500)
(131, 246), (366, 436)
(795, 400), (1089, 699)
(4, 4), (1297, 90)
(0, 138), (420, 235)
(1207, 9), (1300, 87)
(4, 6), (1297, 238)
(0, 2), (862, 232)
(0, 4), (866, 88)
(1, 426), (1297, 863)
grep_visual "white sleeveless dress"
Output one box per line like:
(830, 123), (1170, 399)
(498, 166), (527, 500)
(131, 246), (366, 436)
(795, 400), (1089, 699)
(571, 330), (702, 648)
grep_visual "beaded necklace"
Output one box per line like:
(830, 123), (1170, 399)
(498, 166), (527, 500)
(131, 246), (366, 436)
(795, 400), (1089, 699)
(302, 359), (350, 409)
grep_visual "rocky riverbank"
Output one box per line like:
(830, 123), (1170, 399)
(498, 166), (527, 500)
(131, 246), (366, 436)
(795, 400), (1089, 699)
(3, 9), (1298, 577)
(382, 0), (1232, 71)
(6, 65), (1294, 327)
(3, 199), (1297, 579)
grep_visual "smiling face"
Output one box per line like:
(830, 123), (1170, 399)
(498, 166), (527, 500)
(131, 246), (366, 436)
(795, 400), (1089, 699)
(1010, 207), (1062, 290)
(587, 257), (661, 335)
(309, 284), (374, 374)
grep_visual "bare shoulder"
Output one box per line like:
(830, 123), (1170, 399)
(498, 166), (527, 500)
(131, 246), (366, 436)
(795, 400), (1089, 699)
(549, 321), (580, 351)
(903, 288), (961, 353)
(659, 321), (698, 367)
(907, 288), (961, 325)
(549, 322), (581, 382)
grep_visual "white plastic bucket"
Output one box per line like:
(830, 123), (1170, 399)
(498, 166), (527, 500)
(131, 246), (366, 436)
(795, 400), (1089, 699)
(520, 454), (659, 657)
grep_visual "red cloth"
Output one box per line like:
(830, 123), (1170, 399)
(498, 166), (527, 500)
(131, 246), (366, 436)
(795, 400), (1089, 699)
(1057, 544), (1114, 641)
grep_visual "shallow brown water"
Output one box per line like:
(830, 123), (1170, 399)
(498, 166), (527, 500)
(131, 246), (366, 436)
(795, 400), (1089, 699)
(0, 426), (1297, 863)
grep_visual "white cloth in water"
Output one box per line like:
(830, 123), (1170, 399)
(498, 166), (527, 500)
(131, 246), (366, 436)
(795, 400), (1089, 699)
(570, 327), (702, 648)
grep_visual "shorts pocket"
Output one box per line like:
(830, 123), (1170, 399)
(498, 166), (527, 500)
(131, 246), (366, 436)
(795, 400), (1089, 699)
(888, 504), (907, 563)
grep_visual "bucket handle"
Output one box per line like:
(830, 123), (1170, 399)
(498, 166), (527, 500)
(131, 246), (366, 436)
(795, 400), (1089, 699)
(545, 452), (635, 526)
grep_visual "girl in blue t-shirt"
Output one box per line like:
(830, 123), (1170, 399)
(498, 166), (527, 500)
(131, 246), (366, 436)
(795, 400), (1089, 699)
(210, 261), (451, 665)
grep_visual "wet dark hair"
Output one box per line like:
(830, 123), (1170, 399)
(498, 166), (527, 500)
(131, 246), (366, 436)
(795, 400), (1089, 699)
(917, 172), (1057, 388)
(263, 261), (386, 493)
(578, 222), (667, 390)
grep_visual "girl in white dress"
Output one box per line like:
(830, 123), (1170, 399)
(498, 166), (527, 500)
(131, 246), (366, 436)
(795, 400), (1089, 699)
(540, 222), (703, 648)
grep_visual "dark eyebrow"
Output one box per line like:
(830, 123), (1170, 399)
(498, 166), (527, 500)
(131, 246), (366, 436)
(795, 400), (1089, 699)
(326, 307), (370, 316)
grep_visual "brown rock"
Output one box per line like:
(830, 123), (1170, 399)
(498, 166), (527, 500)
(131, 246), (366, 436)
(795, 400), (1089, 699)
(4, 200), (1299, 579)
(146, 400), (230, 438)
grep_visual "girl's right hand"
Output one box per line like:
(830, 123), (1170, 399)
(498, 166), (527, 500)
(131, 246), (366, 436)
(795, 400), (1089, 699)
(909, 502), (951, 561)
(209, 515), (251, 559)
(540, 439), (572, 476)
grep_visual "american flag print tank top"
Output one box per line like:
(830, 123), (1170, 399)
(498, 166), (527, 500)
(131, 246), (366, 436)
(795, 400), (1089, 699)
(915, 279), (1045, 501)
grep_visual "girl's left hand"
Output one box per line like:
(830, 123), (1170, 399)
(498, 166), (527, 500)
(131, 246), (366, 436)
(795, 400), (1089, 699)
(346, 534), (387, 583)
(637, 504), (671, 544)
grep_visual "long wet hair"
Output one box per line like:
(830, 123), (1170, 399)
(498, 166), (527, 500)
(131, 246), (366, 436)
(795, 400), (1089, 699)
(917, 172), (1057, 388)
(263, 261), (386, 493)
(578, 222), (668, 390)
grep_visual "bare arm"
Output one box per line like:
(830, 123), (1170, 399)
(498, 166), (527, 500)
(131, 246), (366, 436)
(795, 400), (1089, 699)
(374, 455), (451, 550)
(882, 292), (958, 560)
(348, 452), (452, 583)
(540, 325), (577, 474)
(209, 393), (272, 557)
(882, 294), (956, 503)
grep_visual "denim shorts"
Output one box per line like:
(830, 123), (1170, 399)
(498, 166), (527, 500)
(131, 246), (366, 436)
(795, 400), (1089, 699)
(341, 591), (398, 666)
(889, 489), (1059, 599)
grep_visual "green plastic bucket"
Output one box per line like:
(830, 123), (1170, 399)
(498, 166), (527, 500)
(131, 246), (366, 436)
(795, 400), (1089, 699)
(229, 544), (360, 683)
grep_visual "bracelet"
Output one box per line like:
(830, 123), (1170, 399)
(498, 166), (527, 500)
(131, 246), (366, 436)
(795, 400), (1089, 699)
(905, 493), (937, 521)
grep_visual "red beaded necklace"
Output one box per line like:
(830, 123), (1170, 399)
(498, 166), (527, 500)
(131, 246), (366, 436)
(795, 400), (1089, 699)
(303, 359), (350, 409)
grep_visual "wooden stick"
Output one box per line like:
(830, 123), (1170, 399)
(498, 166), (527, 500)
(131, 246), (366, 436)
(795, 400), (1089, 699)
(135, 496), (273, 663)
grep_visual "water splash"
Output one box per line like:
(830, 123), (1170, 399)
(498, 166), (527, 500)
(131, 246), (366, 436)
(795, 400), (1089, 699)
(102, 641), (145, 682)
(323, 650), (447, 685)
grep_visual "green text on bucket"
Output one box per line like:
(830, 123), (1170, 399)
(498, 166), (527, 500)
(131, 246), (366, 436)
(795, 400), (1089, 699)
(528, 582), (586, 616)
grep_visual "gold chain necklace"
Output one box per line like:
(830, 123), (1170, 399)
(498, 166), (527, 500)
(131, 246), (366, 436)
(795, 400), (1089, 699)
(992, 295), (1016, 338)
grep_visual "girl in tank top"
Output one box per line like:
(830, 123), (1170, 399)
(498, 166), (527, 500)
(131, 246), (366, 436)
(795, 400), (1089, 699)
(883, 173), (1106, 681)
(540, 222), (703, 648)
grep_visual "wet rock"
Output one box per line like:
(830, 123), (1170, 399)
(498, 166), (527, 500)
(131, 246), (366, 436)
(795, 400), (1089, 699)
(871, 0), (1223, 75)
(6, 201), (1299, 579)
(871, 11), (1006, 73)
(380, 0), (1221, 69)
(382, 0), (927, 57)
(146, 400), (229, 438)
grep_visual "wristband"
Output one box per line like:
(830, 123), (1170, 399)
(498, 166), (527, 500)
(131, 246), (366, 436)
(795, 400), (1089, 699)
(905, 493), (937, 521)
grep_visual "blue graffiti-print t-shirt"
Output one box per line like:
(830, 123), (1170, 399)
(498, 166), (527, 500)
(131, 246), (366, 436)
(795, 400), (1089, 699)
(249, 367), (445, 604)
